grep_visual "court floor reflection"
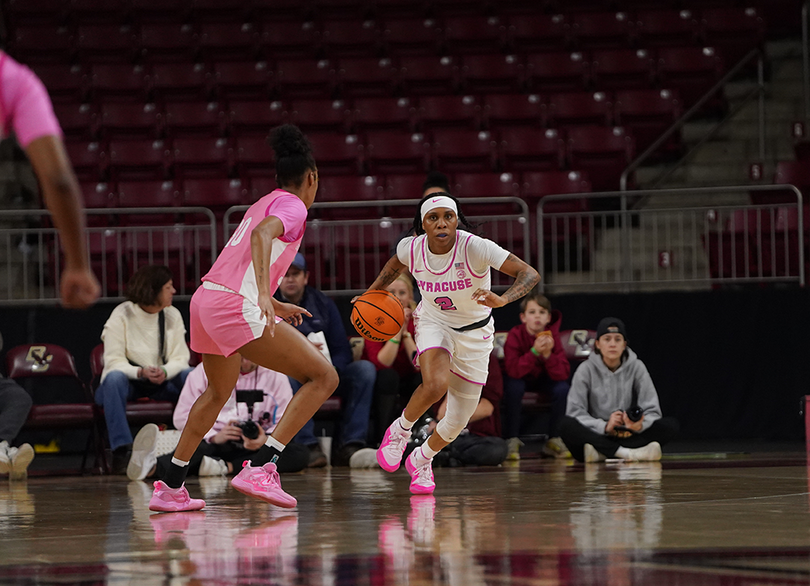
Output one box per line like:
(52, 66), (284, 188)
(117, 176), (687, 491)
(1, 455), (810, 585)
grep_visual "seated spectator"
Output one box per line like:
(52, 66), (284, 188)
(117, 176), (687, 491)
(274, 253), (377, 468)
(0, 331), (34, 480)
(362, 274), (421, 440)
(559, 317), (679, 463)
(95, 265), (193, 474)
(127, 356), (309, 481)
(503, 291), (571, 458)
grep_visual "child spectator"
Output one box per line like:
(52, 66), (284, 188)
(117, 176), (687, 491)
(503, 291), (571, 458)
(559, 317), (679, 463)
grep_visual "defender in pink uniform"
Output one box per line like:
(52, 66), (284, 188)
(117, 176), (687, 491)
(150, 125), (338, 512)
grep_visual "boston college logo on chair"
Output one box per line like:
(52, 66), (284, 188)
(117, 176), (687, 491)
(25, 346), (53, 372)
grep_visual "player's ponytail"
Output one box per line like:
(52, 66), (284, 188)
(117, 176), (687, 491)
(269, 124), (316, 188)
(412, 192), (477, 235)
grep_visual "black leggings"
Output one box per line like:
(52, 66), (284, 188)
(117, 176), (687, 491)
(559, 415), (679, 463)
(155, 441), (310, 478)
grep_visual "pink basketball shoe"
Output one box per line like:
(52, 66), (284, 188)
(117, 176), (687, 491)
(405, 451), (435, 495)
(148, 481), (205, 512)
(231, 460), (297, 508)
(376, 420), (411, 472)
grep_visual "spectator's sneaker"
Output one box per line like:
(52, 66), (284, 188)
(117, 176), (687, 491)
(505, 437), (523, 461)
(584, 444), (606, 463)
(198, 456), (228, 477)
(149, 481), (205, 512)
(622, 442), (662, 462)
(128, 423), (159, 481)
(307, 445), (328, 468)
(9, 444), (34, 480)
(231, 461), (297, 508)
(405, 451), (435, 495)
(0, 440), (11, 475)
(542, 437), (572, 459)
(377, 420), (411, 472)
(349, 447), (380, 469)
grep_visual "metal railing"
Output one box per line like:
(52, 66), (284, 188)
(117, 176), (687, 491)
(0, 207), (216, 304)
(537, 185), (804, 293)
(225, 197), (531, 295)
(620, 49), (766, 193)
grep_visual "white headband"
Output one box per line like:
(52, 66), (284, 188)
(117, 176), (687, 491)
(420, 195), (457, 220)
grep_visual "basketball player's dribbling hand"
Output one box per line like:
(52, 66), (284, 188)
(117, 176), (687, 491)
(471, 288), (506, 308)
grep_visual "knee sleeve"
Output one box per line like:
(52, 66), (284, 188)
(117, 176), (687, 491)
(435, 379), (482, 443)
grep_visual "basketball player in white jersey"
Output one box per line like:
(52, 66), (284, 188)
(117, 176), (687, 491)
(364, 192), (539, 494)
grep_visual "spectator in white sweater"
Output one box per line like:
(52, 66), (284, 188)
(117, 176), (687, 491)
(95, 265), (192, 474)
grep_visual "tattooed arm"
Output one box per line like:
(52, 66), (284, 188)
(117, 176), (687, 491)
(362, 255), (409, 295)
(472, 253), (540, 308)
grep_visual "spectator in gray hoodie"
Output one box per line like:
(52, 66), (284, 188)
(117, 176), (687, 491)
(559, 317), (678, 463)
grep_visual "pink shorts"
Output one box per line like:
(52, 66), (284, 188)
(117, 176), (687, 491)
(190, 286), (266, 357)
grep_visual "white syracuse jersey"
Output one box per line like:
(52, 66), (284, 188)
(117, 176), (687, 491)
(396, 230), (510, 330)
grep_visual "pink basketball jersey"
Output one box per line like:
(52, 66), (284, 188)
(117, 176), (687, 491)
(203, 189), (307, 304)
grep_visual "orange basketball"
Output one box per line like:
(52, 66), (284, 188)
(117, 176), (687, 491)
(351, 290), (405, 342)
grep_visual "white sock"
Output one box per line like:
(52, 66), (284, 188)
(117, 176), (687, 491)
(265, 435), (286, 452)
(412, 444), (439, 467)
(614, 447), (632, 459)
(171, 457), (190, 467)
(398, 413), (416, 431)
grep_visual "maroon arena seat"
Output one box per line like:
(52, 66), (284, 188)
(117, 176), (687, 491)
(506, 14), (571, 53)
(566, 125), (635, 192)
(258, 20), (320, 60)
(482, 93), (544, 129)
(703, 209), (760, 280)
(130, 0), (192, 24)
(107, 139), (171, 181)
(305, 132), (364, 175)
(288, 99), (353, 133)
(460, 53), (526, 94)
(163, 101), (227, 138)
(442, 15), (508, 55)
(768, 161), (810, 204)
(197, 22), (260, 61)
(521, 170), (592, 205)
(235, 135), (277, 177)
(171, 137), (234, 179)
(97, 102), (162, 139)
(89, 63), (149, 101)
(634, 9), (700, 47)
(137, 23), (198, 63)
(655, 46), (724, 108)
(415, 95), (483, 131)
(6, 0), (67, 27)
(350, 97), (417, 133)
(590, 48), (656, 90)
(545, 91), (613, 127)
(569, 11), (635, 50)
(383, 173), (430, 199)
(30, 64), (87, 103)
(315, 175), (385, 219)
(559, 329), (597, 363)
(365, 131), (432, 174)
(525, 51), (590, 92)
(11, 25), (74, 64)
(432, 128), (499, 173)
(499, 127), (566, 171)
(275, 58), (339, 99)
(613, 88), (682, 154)
(336, 57), (398, 97)
(65, 140), (105, 182)
(380, 17), (443, 56)
(397, 55), (461, 95)
(227, 100), (289, 136)
(700, 7), (766, 65)
(6, 343), (103, 475)
(451, 172), (520, 198)
(116, 179), (180, 225)
(321, 19), (383, 58)
(87, 230), (126, 295)
(76, 24), (137, 63)
(191, 0), (252, 23)
(211, 61), (274, 101)
(54, 102), (97, 140)
(149, 62), (212, 102)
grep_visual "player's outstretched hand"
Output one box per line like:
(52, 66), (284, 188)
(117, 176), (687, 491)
(273, 299), (312, 327)
(471, 288), (506, 308)
(60, 267), (100, 309)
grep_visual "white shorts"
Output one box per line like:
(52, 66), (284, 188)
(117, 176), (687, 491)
(414, 312), (494, 386)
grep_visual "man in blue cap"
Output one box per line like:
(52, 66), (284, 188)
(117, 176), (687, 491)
(275, 253), (378, 468)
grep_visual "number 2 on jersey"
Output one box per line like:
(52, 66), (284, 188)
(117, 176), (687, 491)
(434, 296), (457, 311)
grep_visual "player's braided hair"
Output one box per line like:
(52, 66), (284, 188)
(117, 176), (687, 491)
(411, 192), (477, 236)
(269, 124), (316, 188)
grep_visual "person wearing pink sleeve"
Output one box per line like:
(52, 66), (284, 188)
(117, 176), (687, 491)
(127, 357), (309, 482)
(148, 124), (338, 513)
(0, 51), (99, 308)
